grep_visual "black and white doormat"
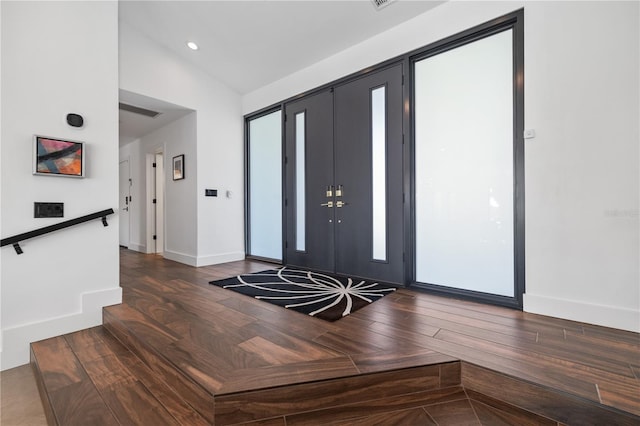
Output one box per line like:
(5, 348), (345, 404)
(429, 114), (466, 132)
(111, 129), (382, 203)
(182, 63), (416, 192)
(209, 267), (396, 322)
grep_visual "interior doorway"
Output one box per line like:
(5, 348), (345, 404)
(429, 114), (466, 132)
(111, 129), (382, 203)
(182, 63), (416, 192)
(154, 152), (165, 254)
(119, 159), (131, 248)
(147, 151), (165, 254)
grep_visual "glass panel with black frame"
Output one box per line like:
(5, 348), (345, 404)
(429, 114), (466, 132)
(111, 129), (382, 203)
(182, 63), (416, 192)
(247, 109), (283, 261)
(414, 28), (521, 303)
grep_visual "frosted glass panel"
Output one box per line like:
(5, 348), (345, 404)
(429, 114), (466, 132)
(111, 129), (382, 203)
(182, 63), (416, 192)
(415, 30), (514, 297)
(295, 112), (306, 251)
(248, 110), (282, 260)
(371, 86), (387, 261)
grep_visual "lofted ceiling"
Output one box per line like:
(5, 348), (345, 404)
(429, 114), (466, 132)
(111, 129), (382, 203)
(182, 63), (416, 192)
(119, 0), (444, 95)
(118, 1), (444, 145)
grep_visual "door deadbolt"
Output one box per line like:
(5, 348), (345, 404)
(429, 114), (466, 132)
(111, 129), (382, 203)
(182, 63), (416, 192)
(326, 185), (333, 197)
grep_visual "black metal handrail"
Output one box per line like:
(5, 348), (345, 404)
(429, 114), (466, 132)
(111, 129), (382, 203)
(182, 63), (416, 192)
(1, 208), (115, 254)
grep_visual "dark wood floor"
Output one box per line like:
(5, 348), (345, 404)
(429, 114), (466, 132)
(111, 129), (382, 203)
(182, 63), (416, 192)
(32, 249), (640, 425)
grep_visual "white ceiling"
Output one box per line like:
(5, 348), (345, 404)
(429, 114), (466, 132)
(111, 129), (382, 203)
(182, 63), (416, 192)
(118, 0), (443, 145)
(119, 0), (444, 95)
(119, 90), (193, 146)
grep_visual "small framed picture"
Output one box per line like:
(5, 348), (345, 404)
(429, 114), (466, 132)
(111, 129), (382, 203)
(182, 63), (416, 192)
(33, 135), (85, 178)
(173, 154), (185, 180)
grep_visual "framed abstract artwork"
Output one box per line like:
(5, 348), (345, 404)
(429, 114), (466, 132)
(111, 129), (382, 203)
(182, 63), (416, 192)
(33, 135), (85, 178)
(173, 154), (185, 180)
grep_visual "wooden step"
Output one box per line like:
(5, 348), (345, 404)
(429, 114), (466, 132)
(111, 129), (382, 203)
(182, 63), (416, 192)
(31, 323), (640, 425)
(102, 302), (468, 424)
(30, 326), (209, 426)
(102, 304), (216, 423)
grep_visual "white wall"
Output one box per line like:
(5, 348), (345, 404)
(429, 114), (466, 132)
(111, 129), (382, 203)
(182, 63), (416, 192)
(242, 1), (640, 332)
(119, 23), (245, 267)
(522, 1), (638, 332)
(1, 1), (121, 370)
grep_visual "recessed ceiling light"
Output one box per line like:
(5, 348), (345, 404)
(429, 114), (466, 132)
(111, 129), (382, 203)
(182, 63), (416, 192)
(187, 41), (199, 51)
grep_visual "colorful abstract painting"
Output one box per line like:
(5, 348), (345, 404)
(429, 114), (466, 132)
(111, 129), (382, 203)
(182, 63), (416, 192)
(34, 137), (84, 177)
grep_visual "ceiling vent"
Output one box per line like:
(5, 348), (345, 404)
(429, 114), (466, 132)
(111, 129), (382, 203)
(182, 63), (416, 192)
(118, 102), (161, 118)
(371, 0), (397, 11)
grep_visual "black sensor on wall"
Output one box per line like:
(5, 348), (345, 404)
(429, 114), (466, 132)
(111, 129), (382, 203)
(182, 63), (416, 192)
(66, 113), (84, 128)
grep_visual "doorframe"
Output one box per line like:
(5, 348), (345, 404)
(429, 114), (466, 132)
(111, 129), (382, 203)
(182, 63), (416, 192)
(244, 105), (285, 264)
(119, 157), (131, 248)
(408, 10), (525, 309)
(145, 150), (165, 254)
(155, 151), (165, 254)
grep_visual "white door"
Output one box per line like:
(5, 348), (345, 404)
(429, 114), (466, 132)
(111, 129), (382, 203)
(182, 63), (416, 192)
(119, 159), (131, 247)
(154, 152), (164, 254)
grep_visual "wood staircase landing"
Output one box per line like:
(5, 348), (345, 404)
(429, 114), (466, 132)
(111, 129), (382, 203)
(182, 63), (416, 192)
(32, 325), (573, 425)
(30, 320), (639, 425)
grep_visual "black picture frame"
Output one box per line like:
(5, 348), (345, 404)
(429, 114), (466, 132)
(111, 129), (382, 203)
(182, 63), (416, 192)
(172, 154), (184, 181)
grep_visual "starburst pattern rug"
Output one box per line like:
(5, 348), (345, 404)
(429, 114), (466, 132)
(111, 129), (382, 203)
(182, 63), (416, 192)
(209, 267), (396, 322)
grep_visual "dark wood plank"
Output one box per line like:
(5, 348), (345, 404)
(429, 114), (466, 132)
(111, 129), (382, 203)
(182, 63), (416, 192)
(365, 319), (602, 402)
(285, 386), (466, 425)
(215, 364), (444, 424)
(217, 356), (359, 395)
(30, 337), (88, 393)
(103, 309), (215, 423)
(216, 294), (336, 340)
(99, 331), (210, 426)
(323, 407), (438, 425)
(462, 363), (640, 425)
(48, 381), (120, 426)
(104, 303), (180, 348)
(440, 361), (461, 388)
(466, 389), (557, 426)
(116, 356), (210, 426)
(98, 381), (181, 426)
(351, 349), (457, 374)
(536, 331), (639, 374)
(631, 364), (640, 379)
(435, 329), (618, 401)
(166, 320), (272, 371)
(241, 417), (287, 426)
(581, 322), (640, 346)
(30, 348), (65, 426)
(364, 298), (538, 341)
(423, 399), (481, 426)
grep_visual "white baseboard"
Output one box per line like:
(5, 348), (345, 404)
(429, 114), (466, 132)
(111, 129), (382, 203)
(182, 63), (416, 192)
(126, 242), (145, 253)
(163, 250), (245, 267)
(523, 293), (640, 333)
(163, 250), (198, 266)
(0, 287), (122, 371)
(196, 251), (245, 267)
